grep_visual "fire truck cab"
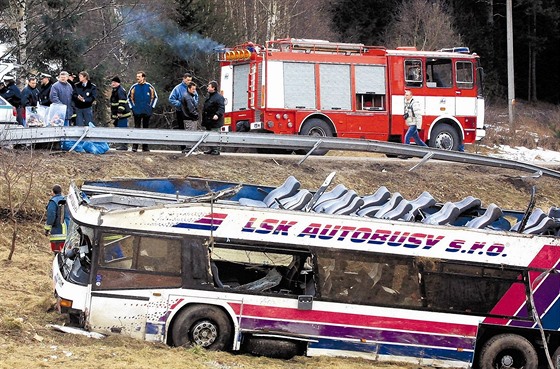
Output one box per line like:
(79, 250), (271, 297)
(218, 39), (485, 151)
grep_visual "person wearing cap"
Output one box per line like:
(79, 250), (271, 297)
(49, 71), (74, 126)
(127, 71), (158, 152)
(1, 76), (23, 124)
(38, 73), (53, 106)
(110, 76), (132, 150)
(73, 71), (97, 126)
(21, 76), (40, 126)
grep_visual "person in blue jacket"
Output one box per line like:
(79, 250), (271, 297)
(44, 184), (70, 253)
(127, 71), (158, 152)
(169, 72), (198, 152)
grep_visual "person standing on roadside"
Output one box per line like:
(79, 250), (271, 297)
(44, 184), (69, 253)
(169, 73), (199, 152)
(403, 90), (427, 147)
(21, 76), (40, 126)
(49, 71), (74, 126)
(110, 76), (132, 151)
(73, 71), (97, 126)
(180, 81), (200, 154)
(127, 71), (158, 152)
(38, 73), (53, 107)
(0, 76), (22, 125)
(202, 80), (224, 155)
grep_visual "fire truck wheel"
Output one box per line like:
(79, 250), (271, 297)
(299, 118), (333, 155)
(479, 333), (538, 369)
(429, 124), (461, 151)
(172, 305), (232, 351)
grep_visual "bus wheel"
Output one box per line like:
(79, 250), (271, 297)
(299, 118), (333, 155)
(429, 124), (460, 151)
(171, 305), (232, 351)
(552, 346), (560, 368)
(479, 334), (538, 369)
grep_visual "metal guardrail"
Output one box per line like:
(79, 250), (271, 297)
(1, 125), (559, 180)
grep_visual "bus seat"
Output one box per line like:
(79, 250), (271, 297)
(380, 200), (413, 220)
(423, 202), (460, 225)
(239, 176), (300, 208)
(369, 192), (404, 218)
(454, 196), (481, 214)
(465, 203), (503, 229)
(332, 196), (364, 215)
(210, 261), (227, 288)
(361, 186), (391, 208)
(523, 216), (555, 235)
(401, 191), (436, 221)
(313, 184), (349, 212)
(511, 208), (546, 232)
(270, 189), (312, 210)
(321, 190), (359, 214)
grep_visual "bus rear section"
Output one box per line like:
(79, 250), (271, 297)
(53, 179), (560, 368)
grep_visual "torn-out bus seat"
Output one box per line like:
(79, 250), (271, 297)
(361, 186), (391, 208)
(511, 208), (546, 232)
(313, 184), (349, 212)
(211, 261), (227, 288)
(331, 196), (364, 216)
(465, 203), (503, 229)
(454, 196), (482, 214)
(379, 200), (413, 220)
(401, 191), (437, 221)
(270, 189), (313, 210)
(233, 268), (282, 292)
(239, 176), (300, 208)
(523, 216), (555, 235)
(362, 192), (404, 218)
(320, 190), (359, 214)
(422, 202), (461, 225)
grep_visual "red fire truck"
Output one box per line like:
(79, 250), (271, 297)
(218, 38), (485, 151)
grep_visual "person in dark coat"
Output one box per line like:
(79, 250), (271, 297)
(21, 76), (40, 126)
(73, 71), (97, 126)
(38, 73), (53, 106)
(110, 76), (132, 150)
(201, 80), (225, 155)
(1, 75), (22, 124)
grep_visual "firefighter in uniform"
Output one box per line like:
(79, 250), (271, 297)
(44, 184), (69, 253)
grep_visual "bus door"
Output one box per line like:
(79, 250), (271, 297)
(89, 233), (183, 341)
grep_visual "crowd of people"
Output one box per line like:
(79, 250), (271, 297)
(1, 70), (226, 155)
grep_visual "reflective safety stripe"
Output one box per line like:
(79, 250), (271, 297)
(50, 234), (66, 242)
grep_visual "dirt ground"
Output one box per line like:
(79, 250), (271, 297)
(2, 148), (560, 369)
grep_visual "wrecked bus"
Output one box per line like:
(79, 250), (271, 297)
(53, 176), (560, 368)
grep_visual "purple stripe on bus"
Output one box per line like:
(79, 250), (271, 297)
(240, 317), (475, 349)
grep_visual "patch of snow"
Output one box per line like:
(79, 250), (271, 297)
(487, 145), (560, 163)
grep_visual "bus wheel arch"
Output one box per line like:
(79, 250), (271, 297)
(297, 116), (335, 155)
(428, 120), (463, 151)
(479, 333), (538, 369)
(170, 304), (233, 351)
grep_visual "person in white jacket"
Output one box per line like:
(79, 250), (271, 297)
(403, 90), (427, 146)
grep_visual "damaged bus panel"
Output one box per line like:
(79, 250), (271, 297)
(53, 176), (560, 368)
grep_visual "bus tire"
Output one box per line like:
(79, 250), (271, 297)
(429, 124), (460, 151)
(299, 118), (333, 156)
(243, 337), (302, 359)
(171, 305), (232, 351)
(479, 333), (538, 369)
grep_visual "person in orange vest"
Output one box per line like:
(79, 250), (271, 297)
(44, 184), (69, 253)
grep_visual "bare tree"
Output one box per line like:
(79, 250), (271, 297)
(383, 0), (462, 50)
(0, 136), (41, 261)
